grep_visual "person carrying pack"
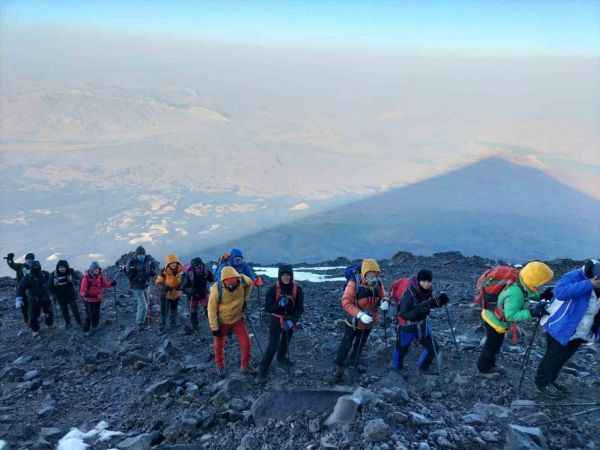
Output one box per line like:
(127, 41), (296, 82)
(334, 259), (388, 383)
(6, 252), (35, 325)
(48, 259), (82, 329)
(123, 246), (157, 329)
(181, 257), (215, 331)
(215, 248), (263, 287)
(16, 260), (53, 337)
(207, 266), (254, 378)
(391, 269), (449, 373)
(257, 265), (304, 383)
(80, 261), (116, 335)
(535, 260), (600, 398)
(155, 254), (185, 332)
(477, 261), (554, 374)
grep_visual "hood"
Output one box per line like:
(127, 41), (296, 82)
(220, 266), (241, 282)
(278, 265), (294, 283)
(56, 260), (70, 271)
(229, 248), (244, 259)
(135, 246), (146, 256)
(583, 259), (600, 279)
(164, 254), (181, 266)
(361, 259), (380, 277)
(520, 261), (554, 291)
(88, 261), (101, 274)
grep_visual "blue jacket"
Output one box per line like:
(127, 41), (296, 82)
(215, 249), (257, 282)
(543, 268), (596, 346)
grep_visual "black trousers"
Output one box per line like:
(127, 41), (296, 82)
(56, 295), (82, 326)
(535, 334), (583, 387)
(20, 294), (30, 324)
(335, 323), (371, 367)
(83, 302), (101, 332)
(260, 316), (294, 372)
(396, 326), (436, 370)
(477, 321), (505, 373)
(160, 297), (179, 327)
(29, 299), (53, 332)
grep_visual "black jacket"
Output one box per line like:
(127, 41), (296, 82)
(125, 255), (157, 289)
(397, 278), (441, 324)
(6, 259), (28, 283)
(49, 264), (80, 301)
(265, 281), (304, 322)
(17, 271), (51, 303)
(181, 266), (215, 299)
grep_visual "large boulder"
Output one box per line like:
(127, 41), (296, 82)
(119, 433), (154, 450)
(505, 425), (547, 450)
(363, 419), (391, 443)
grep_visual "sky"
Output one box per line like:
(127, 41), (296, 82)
(3, 0), (599, 56)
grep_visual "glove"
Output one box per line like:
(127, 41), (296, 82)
(530, 302), (548, 319)
(111, 280), (117, 287)
(436, 293), (450, 307)
(539, 287), (554, 301)
(284, 320), (294, 330)
(254, 277), (264, 287)
(15, 297), (23, 309)
(380, 300), (390, 311)
(356, 311), (373, 325)
(212, 329), (222, 337)
(6, 253), (14, 261)
(278, 296), (288, 307)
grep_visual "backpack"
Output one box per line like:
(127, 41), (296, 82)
(474, 266), (520, 309)
(274, 281), (299, 306)
(390, 277), (413, 327)
(216, 277), (250, 304)
(344, 263), (362, 288)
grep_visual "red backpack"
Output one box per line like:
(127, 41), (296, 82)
(275, 281), (299, 304)
(390, 277), (411, 326)
(474, 266), (520, 308)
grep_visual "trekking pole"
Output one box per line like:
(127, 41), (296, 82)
(113, 286), (119, 325)
(444, 304), (462, 362)
(516, 317), (541, 398)
(245, 314), (264, 358)
(383, 310), (388, 348)
(534, 407), (600, 427)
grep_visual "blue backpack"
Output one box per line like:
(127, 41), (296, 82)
(344, 262), (362, 288)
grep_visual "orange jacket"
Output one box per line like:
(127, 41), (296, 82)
(342, 280), (385, 329)
(155, 254), (184, 301)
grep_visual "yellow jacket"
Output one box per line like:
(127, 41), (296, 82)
(207, 266), (253, 331)
(155, 254), (184, 301)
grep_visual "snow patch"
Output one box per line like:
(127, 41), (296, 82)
(57, 421), (123, 450)
(46, 253), (61, 261)
(198, 224), (221, 235)
(175, 227), (189, 236)
(290, 202), (310, 211)
(255, 266), (346, 283)
(184, 203), (212, 217)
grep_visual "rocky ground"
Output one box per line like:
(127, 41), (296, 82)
(0, 251), (598, 450)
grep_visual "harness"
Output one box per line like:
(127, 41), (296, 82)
(272, 282), (299, 329)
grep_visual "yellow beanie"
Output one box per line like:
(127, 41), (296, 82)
(520, 261), (554, 291)
(361, 259), (381, 277)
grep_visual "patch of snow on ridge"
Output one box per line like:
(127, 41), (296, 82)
(290, 202), (310, 211)
(57, 421), (123, 450)
(254, 267), (346, 283)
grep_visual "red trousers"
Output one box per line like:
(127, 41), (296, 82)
(213, 318), (251, 369)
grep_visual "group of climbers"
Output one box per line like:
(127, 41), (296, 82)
(5, 248), (600, 397)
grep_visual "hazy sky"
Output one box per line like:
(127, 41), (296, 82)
(3, 0), (599, 56)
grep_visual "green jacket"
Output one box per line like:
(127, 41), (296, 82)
(481, 281), (540, 333)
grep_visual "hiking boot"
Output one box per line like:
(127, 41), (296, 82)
(333, 366), (344, 384)
(257, 370), (268, 384)
(480, 367), (505, 378)
(32, 331), (40, 338)
(551, 382), (569, 394)
(216, 367), (226, 379)
(536, 384), (563, 399)
(241, 366), (257, 377)
(278, 358), (294, 368)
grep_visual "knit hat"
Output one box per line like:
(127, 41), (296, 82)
(164, 254), (180, 266)
(25, 253), (35, 261)
(89, 261), (101, 272)
(56, 260), (69, 270)
(417, 269), (433, 283)
(583, 259), (600, 279)
(520, 261), (554, 291)
(191, 257), (204, 268)
(135, 246), (146, 256)
(278, 265), (294, 282)
(361, 259), (381, 277)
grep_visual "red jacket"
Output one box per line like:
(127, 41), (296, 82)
(342, 280), (385, 329)
(80, 271), (113, 303)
